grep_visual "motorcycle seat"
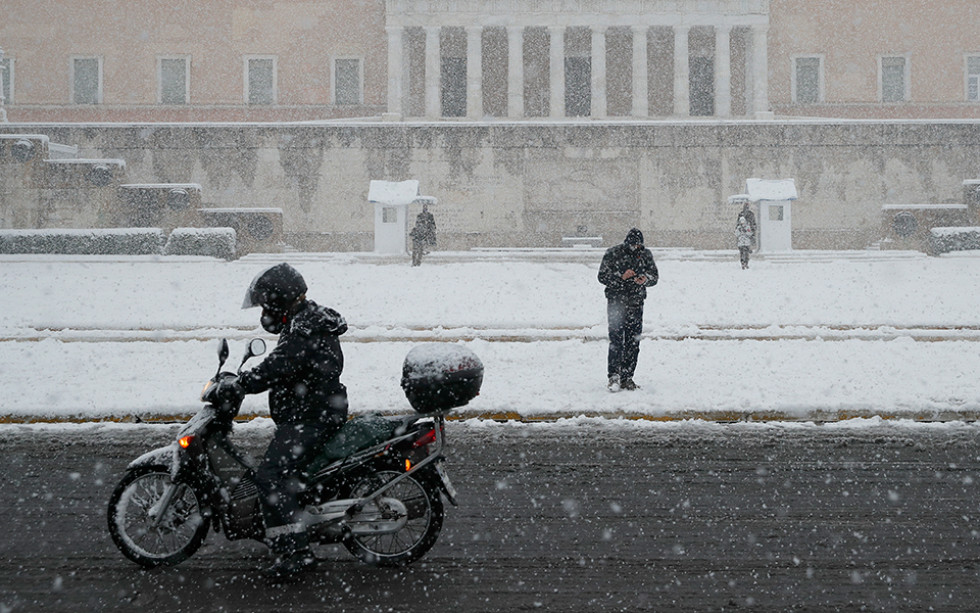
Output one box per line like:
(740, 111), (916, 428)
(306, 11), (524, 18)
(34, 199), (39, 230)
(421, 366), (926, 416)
(311, 413), (400, 466)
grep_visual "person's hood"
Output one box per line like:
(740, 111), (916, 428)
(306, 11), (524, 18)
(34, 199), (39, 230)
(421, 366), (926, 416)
(289, 300), (348, 337)
(625, 228), (644, 246)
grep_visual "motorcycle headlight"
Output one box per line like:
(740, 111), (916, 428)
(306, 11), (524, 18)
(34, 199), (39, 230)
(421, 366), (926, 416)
(201, 380), (216, 402)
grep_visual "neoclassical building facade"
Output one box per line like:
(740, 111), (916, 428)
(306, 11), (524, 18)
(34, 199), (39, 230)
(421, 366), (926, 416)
(2, 0), (979, 122)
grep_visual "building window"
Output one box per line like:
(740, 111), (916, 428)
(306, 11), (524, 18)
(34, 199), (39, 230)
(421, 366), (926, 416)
(0, 56), (12, 104)
(245, 56), (276, 105)
(793, 56), (822, 104)
(967, 55), (980, 102)
(72, 56), (102, 104)
(382, 206), (397, 223)
(334, 58), (362, 105)
(158, 57), (189, 105)
(880, 55), (908, 103)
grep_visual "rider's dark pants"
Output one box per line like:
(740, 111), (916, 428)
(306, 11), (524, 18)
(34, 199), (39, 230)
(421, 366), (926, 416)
(255, 416), (344, 551)
(607, 299), (645, 381)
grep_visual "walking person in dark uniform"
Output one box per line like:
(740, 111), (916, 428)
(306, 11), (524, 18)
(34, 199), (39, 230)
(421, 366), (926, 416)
(598, 228), (658, 392)
(237, 263), (349, 578)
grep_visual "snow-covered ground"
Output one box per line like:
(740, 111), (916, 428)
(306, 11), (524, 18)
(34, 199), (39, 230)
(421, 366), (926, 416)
(1, 249), (979, 422)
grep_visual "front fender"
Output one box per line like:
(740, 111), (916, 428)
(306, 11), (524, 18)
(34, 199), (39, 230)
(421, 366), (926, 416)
(128, 444), (178, 476)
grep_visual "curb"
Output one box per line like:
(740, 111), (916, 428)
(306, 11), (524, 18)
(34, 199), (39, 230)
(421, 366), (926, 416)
(2, 409), (979, 425)
(7, 324), (980, 344)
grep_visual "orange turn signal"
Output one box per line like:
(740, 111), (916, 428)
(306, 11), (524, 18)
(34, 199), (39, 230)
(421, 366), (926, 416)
(178, 435), (195, 449)
(405, 459), (412, 472)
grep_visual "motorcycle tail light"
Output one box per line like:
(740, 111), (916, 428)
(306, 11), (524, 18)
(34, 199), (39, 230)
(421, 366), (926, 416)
(412, 428), (437, 449)
(179, 435), (195, 449)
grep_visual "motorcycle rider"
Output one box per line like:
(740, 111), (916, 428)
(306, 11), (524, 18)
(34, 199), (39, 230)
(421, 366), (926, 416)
(236, 262), (349, 577)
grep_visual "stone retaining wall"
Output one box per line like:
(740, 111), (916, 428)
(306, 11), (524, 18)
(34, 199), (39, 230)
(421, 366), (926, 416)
(2, 121), (978, 250)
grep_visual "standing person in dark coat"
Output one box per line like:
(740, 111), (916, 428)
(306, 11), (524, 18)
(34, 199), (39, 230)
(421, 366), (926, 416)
(237, 262), (349, 578)
(598, 228), (659, 391)
(410, 203), (437, 266)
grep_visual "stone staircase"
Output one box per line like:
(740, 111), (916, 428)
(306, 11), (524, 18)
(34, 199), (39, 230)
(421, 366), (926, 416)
(0, 133), (282, 256)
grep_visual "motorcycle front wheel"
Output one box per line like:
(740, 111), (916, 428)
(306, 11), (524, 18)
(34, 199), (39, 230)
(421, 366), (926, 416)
(343, 469), (444, 567)
(107, 466), (209, 568)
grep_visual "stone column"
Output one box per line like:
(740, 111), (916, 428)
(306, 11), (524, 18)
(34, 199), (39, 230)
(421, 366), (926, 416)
(751, 24), (771, 118)
(466, 26), (483, 119)
(385, 27), (404, 119)
(507, 26), (524, 118)
(0, 46), (7, 123)
(424, 26), (441, 118)
(549, 25), (565, 118)
(673, 25), (690, 116)
(631, 26), (648, 118)
(591, 26), (607, 118)
(714, 25), (732, 117)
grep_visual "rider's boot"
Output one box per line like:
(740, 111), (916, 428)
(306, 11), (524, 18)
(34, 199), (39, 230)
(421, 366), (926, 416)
(265, 526), (317, 579)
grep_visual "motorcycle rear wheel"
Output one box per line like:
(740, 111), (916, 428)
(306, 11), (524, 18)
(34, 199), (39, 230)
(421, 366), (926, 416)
(343, 469), (444, 567)
(107, 466), (209, 568)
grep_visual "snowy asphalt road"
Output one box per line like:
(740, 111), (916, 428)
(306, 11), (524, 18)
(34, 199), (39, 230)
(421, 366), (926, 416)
(2, 419), (979, 612)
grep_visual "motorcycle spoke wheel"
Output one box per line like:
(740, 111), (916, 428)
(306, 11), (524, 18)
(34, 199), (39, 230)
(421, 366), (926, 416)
(344, 470), (443, 567)
(107, 466), (209, 568)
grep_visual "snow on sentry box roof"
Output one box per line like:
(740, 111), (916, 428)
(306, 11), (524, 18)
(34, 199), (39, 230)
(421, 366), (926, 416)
(746, 178), (798, 202)
(369, 180), (419, 206)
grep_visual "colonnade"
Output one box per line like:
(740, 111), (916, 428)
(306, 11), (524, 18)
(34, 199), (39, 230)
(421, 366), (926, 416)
(385, 21), (770, 120)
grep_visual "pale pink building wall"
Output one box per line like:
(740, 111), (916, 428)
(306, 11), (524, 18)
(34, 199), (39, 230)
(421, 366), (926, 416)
(770, 0), (980, 118)
(2, 0), (388, 121)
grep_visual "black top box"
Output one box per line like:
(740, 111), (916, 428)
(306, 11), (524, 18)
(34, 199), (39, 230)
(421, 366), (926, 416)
(401, 344), (484, 413)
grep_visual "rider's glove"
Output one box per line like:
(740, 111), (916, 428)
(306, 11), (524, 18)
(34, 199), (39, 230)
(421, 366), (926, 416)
(215, 373), (245, 418)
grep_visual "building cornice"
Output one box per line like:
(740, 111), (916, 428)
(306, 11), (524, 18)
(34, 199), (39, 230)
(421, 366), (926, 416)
(386, 0), (769, 28)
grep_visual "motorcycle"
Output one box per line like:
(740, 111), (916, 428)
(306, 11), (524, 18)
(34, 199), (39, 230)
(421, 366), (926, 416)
(107, 338), (483, 569)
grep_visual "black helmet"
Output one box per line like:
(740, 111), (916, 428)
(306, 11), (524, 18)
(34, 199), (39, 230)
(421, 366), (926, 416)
(243, 263), (308, 334)
(243, 263), (307, 311)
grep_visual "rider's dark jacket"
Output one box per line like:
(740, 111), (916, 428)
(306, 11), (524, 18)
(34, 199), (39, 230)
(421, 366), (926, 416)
(238, 300), (348, 425)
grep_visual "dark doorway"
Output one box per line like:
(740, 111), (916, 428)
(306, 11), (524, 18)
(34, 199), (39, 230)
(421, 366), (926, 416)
(565, 56), (591, 116)
(689, 56), (714, 116)
(441, 57), (466, 117)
